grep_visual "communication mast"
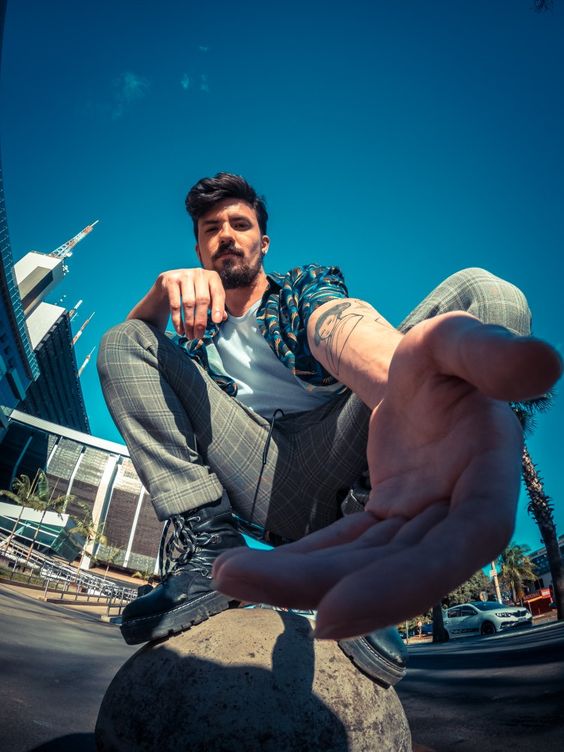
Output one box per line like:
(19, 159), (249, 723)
(72, 311), (95, 346)
(49, 220), (100, 260)
(78, 347), (96, 377)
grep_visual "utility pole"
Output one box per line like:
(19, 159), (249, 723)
(490, 561), (503, 602)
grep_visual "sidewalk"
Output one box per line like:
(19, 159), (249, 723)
(0, 578), (125, 620)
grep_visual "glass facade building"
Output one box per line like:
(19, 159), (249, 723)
(0, 410), (163, 574)
(0, 163), (39, 439)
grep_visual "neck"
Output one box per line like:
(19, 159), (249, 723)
(225, 269), (269, 317)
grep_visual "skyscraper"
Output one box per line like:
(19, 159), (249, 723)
(10, 223), (99, 432)
(0, 163), (39, 439)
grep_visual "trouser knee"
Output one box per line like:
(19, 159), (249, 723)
(447, 267), (532, 336)
(97, 319), (155, 380)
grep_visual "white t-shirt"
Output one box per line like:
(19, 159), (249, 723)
(215, 301), (340, 419)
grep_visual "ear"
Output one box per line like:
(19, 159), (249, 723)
(195, 244), (202, 264)
(261, 234), (270, 256)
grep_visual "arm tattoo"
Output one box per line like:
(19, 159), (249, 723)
(313, 300), (376, 376)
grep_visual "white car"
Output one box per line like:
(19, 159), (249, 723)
(444, 601), (533, 638)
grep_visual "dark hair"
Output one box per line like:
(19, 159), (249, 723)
(185, 172), (268, 239)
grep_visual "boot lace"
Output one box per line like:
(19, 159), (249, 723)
(158, 514), (218, 580)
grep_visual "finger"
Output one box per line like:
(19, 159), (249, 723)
(314, 478), (516, 640)
(269, 512), (379, 554)
(193, 270), (212, 340)
(375, 501), (448, 545)
(208, 274), (226, 325)
(213, 513), (391, 581)
(167, 278), (184, 336)
(212, 513), (392, 587)
(214, 506), (447, 608)
(180, 275), (196, 338)
(421, 314), (562, 402)
(213, 516), (407, 608)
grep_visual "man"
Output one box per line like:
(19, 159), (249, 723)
(98, 173), (561, 676)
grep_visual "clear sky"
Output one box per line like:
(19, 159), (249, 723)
(1, 0), (562, 555)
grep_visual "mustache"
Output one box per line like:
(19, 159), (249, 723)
(214, 244), (244, 261)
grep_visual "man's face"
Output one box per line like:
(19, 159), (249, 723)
(196, 198), (269, 289)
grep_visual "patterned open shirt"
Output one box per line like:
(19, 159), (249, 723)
(172, 264), (349, 398)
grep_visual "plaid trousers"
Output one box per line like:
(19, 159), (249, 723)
(97, 267), (531, 541)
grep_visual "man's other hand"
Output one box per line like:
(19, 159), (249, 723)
(212, 313), (562, 640)
(157, 268), (227, 339)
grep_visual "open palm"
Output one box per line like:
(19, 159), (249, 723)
(213, 313), (562, 639)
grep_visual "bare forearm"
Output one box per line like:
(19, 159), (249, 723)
(307, 298), (402, 409)
(127, 279), (170, 331)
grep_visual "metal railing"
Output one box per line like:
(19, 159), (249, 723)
(0, 531), (137, 617)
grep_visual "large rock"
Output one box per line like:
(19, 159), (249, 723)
(96, 608), (411, 751)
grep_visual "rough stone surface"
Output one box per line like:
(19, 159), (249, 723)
(96, 608), (412, 752)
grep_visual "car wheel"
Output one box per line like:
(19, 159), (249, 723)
(480, 621), (496, 636)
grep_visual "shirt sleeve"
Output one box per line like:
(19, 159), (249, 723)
(292, 264), (349, 330)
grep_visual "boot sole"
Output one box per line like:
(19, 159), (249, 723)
(338, 637), (407, 688)
(120, 591), (237, 645)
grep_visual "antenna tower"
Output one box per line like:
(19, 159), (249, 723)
(49, 220), (99, 260)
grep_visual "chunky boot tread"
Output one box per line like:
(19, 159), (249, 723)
(338, 636), (407, 688)
(120, 591), (237, 645)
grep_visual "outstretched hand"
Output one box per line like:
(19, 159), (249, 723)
(213, 313), (562, 639)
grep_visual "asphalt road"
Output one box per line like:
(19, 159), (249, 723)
(0, 586), (136, 752)
(1, 585), (563, 751)
(397, 622), (564, 752)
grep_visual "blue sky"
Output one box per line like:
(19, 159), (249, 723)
(1, 0), (562, 554)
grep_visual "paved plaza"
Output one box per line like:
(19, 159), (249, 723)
(1, 584), (563, 751)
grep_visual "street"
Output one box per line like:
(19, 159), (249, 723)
(0, 586), (136, 751)
(1, 584), (563, 751)
(398, 622), (564, 751)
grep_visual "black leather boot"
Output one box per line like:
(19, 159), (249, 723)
(338, 627), (408, 687)
(120, 495), (245, 645)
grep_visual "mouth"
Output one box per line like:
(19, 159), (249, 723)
(215, 248), (243, 262)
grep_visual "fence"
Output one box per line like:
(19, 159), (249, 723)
(0, 531), (137, 617)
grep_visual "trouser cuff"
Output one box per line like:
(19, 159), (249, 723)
(151, 475), (224, 521)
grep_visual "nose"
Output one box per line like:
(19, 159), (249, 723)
(218, 221), (235, 243)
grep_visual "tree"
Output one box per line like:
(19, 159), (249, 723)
(1, 471), (73, 567)
(521, 446), (563, 620)
(21, 473), (74, 568)
(534, 0), (554, 11)
(0, 471), (42, 550)
(431, 603), (449, 643)
(512, 397), (563, 620)
(498, 544), (537, 604)
(445, 571), (491, 606)
(92, 545), (122, 585)
(69, 502), (108, 570)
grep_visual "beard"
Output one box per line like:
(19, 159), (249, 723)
(214, 248), (263, 289)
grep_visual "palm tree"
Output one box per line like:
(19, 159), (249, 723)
(21, 474), (74, 569)
(431, 602), (449, 643)
(498, 544), (537, 605)
(512, 400), (563, 621)
(0, 471), (42, 551)
(69, 502), (108, 570)
(92, 545), (122, 585)
(521, 446), (563, 620)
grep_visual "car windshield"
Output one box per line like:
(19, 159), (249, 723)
(470, 602), (507, 611)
